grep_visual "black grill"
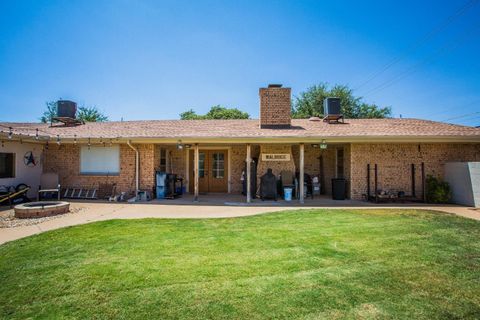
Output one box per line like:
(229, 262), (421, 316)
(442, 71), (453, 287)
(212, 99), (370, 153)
(260, 168), (277, 200)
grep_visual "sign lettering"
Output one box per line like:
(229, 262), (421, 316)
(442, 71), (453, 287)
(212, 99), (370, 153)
(261, 153), (291, 161)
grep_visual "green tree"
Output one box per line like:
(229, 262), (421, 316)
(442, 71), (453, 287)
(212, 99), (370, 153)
(180, 105), (249, 120)
(292, 83), (392, 119)
(40, 101), (58, 123)
(40, 101), (108, 123)
(179, 109), (200, 120)
(77, 106), (108, 122)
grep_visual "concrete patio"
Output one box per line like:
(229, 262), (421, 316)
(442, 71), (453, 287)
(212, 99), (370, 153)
(1, 196), (479, 245)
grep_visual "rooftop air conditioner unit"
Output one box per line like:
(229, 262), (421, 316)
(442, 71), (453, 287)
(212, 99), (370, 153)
(57, 100), (77, 118)
(323, 97), (344, 123)
(324, 97), (341, 115)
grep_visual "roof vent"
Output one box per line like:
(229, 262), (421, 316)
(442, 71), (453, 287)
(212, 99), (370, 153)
(308, 116), (321, 121)
(268, 84), (282, 88)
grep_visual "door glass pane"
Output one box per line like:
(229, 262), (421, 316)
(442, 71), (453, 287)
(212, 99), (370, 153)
(159, 148), (167, 172)
(212, 152), (224, 179)
(199, 153), (205, 178)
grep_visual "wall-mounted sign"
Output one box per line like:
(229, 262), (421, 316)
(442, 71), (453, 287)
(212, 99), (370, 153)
(24, 151), (37, 167)
(261, 153), (291, 161)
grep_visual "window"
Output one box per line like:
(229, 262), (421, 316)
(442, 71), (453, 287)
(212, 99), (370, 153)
(0, 153), (15, 178)
(80, 146), (120, 175)
(336, 148), (344, 179)
(198, 152), (205, 177)
(159, 148), (167, 172)
(212, 152), (225, 179)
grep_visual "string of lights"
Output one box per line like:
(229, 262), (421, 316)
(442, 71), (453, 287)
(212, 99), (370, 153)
(0, 124), (122, 149)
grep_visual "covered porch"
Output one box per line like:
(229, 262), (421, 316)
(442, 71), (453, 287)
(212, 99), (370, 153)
(152, 193), (361, 206)
(156, 140), (350, 204)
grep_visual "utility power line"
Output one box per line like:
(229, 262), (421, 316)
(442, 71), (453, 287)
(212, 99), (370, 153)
(362, 23), (480, 96)
(460, 115), (480, 122)
(442, 111), (480, 122)
(354, 0), (480, 91)
(415, 99), (480, 119)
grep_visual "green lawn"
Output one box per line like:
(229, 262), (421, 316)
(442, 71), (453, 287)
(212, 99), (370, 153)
(1, 209), (479, 319)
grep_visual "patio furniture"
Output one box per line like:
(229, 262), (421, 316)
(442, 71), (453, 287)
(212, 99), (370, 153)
(38, 173), (61, 201)
(0, 184), (31, 207)
(63, 187), (98, 199)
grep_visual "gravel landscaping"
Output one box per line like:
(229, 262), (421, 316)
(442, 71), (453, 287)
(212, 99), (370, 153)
(0, 205), (84, 228)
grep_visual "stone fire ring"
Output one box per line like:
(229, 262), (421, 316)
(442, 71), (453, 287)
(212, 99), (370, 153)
(14, 201), (70, 219)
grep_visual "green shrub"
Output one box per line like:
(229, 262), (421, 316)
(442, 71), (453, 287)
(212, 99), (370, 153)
(425, 175), (452, 204)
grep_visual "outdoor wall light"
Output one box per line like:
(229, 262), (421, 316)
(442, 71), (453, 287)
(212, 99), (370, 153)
(320, 139), (328, 149)
(176, 140), (184, 150)
(311, 144), (319, 148)
(1, 140), (4, 148)
(35, 128), (39, 140)
(8, 127), (12, 139)
(184, 144), (192, 149)
(74, 134), (77, 144)
(56, 135), (61, 145)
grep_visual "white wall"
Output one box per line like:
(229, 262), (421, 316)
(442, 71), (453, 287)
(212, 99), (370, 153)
(444, 162), (480, 208)
(0, 141), (43, 198)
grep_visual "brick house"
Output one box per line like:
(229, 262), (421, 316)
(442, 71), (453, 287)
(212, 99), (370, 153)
(1, 85), (480, 203)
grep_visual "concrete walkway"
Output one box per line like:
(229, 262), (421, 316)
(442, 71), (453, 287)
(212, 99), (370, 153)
(1, 201), (479, 245)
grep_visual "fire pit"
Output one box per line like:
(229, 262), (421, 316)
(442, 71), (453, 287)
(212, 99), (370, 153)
(14, 201), (70, 219)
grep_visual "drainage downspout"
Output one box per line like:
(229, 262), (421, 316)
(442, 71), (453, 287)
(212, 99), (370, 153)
(127, 140), (139, 195)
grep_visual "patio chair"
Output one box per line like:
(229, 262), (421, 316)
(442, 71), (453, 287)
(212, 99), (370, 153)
(38, 172), (61, 201)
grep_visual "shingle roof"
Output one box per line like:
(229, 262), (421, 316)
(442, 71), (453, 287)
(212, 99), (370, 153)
(1, 118), (480, 142)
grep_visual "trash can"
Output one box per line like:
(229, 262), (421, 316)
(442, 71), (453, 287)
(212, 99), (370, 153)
(284, 187), (293, 202)
(331, 178), (346, 200)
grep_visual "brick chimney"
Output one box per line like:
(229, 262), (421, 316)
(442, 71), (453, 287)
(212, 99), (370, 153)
(259, 84), (291, 128)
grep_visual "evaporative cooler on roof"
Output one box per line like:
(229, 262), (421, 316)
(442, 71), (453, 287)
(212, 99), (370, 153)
(52, 100), (84, 127)
(323, 97), (344, 123)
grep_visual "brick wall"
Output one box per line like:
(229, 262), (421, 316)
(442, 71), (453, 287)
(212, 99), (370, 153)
(153, 145), (187, 177)
(259, 86), (291, 128)
(44, 141), (479, 201)
(230, 145), (247, 193)
(43, 143), (156, 196)
(292, 144), (351, 196)
(349, 143), (480, 200)
(256, 145), (296, 187)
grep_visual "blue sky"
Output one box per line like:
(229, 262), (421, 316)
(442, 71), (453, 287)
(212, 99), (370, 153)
(0, 0), (479, 126)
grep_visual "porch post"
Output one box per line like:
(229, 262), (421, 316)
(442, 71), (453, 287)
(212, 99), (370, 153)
(246, 143), (252, 203)
(194, 143), (199, 202)
(299, 143), (305, 204)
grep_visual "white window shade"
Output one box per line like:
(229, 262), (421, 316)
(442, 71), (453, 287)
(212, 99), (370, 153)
(80, 146), (120, 175)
